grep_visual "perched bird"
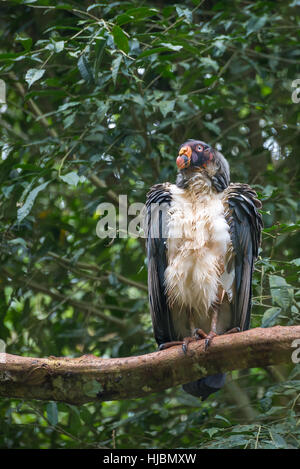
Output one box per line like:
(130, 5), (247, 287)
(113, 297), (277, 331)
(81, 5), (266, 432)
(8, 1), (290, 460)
(145, 139), (262, 400)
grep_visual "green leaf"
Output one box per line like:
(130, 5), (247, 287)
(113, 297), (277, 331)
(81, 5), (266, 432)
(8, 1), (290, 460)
(25, 68), (45, 88)
(160, 43), (183, 52)
(111, 55), (122, 85)
(15, 34), (32, 51)
(157, 100), (175, 117)
(203, 427), (220, 438)
(263, 222), (300, 234)
(112, 25), (129, 54)
(291, 258), (300, 267)
(8, 238), (27, 248)
(46, 402), (58, 426)
(203, 121), (221, 135)
(262, 185), (276, 199)
(200, 57), (219, 72)
(116, 14), (134, 26)
(175, 6), (193, 22)
(214, 414), (231, 425)
(52, 40), (64, 53)
(63, 113), (76, 129)
(286, 197), (298, 211)
(261, 307), (281, 328)
(94, 38), (106, 79)
(261, 86), (272, 97)
(77, 55), (93, 83)
(58, 102), (79, 112)
(269, 275), (293, 311)
(138, 47), (171, 58)
(246, 15), (268, 35)
(0, 52), (26, 61)
(126, 7), (158, 19)
(60, 171), (85, 186)
(269, 430), (289, 449)
(17, 181), (50, 223)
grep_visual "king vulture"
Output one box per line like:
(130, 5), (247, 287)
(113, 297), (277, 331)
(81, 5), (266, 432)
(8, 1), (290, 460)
(145, 139), (262, 399)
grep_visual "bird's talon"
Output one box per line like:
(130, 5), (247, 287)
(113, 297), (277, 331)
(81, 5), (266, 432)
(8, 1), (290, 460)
(204, 332), (217, 350)
(182, 338), (192, 354)
(192, 328), (207, 340)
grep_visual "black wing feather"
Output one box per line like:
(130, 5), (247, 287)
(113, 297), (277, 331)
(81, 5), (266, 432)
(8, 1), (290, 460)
(145, 184), (176, 345)
(225, 184), (263, 331)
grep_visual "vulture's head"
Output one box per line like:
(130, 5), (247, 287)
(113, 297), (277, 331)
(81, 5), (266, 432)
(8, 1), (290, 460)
(176, 139), (230, 192)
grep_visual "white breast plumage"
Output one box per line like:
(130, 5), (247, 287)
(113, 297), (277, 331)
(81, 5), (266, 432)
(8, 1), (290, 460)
(165, 177), (232, 318)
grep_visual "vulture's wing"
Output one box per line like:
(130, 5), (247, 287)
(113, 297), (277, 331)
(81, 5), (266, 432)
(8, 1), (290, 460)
(145, 184), (176, 346)
(224, 184), (263, 331)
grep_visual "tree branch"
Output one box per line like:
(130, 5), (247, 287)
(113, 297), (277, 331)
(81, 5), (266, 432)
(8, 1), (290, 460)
(0, 326), (299, 405)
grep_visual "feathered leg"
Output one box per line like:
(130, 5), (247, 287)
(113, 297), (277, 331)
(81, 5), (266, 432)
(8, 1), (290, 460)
(159, 290), (240, 353)
(198, 289), (240, 350)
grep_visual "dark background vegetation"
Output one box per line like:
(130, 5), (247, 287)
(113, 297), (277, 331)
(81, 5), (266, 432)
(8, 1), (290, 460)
(0, 0), (300, 449)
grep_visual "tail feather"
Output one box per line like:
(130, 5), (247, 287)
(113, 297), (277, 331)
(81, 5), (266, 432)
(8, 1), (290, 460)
(182, 373), (226, 400)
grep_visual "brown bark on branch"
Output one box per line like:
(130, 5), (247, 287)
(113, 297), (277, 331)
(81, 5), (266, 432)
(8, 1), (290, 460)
(0, 326), (299, 405)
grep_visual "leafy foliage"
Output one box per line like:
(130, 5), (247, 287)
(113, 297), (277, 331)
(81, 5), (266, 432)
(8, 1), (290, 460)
(0, 0), (300, 449)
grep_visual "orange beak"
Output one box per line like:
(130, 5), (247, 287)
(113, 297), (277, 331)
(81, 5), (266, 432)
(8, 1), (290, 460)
(176, 145), (192, 170)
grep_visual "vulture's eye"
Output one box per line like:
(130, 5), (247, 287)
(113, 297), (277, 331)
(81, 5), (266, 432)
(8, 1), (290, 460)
(197, 144), (203, 152)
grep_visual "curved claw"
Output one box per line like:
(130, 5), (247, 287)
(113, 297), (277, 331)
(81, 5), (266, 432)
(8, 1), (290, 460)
(204, 332), (217, 351)
(182, 336), (195, 354)
(204, 338), (210, 350)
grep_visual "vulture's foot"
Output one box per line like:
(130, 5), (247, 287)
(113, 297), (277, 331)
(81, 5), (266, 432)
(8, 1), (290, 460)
(182, 328), (208, 354)
(204, 326), (241, 350)
(158, 327), (240, 353)
(158, 330), (207, 353)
